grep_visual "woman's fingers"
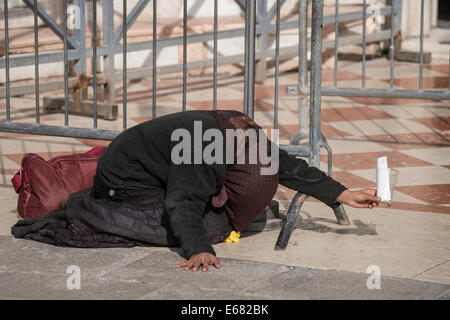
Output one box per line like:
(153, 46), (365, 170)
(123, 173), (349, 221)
(349, 198), (375, 209)
(366, 194), (381, 202)
(362, 189), (382, 202)
(176, 261), (188, 268)
(177, 254), (221, 272)
(342, 189), (382, 209)
(192, 260), (202, 272)
(355, 191), (381, 203)
(362, 189), (377, 196)
(349, 201), (366, 208)
(177, 260), (194, 270)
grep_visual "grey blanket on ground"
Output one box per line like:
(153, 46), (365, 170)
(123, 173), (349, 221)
(11, 188), (232, 254)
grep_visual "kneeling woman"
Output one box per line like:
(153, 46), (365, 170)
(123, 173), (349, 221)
(12, 110), (380, 272)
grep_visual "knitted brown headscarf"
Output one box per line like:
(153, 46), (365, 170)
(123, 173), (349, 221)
(214, 110), (279, 232)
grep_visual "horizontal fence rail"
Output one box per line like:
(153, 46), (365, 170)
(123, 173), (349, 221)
(1, 1), (399, 100)
(315, 0), (450, 101)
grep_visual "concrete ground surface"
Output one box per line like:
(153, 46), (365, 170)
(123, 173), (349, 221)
(0, 235), (449, 300)
(0, 53), (449, 299)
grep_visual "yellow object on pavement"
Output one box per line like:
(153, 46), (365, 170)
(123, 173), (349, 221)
(224, 231), (241, 243)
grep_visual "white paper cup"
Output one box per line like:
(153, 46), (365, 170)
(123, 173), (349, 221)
(378, 168), (399, 206)
(387, 168), (399, 203)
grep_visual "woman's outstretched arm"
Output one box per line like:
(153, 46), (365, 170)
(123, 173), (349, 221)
(278, 148), (380, 209)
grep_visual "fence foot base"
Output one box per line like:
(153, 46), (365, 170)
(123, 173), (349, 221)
(274, 245), (287, 251)
(333, 204), (350, 225)
(395, 50), (432, 64)
(274, 193), (307, 251)
(43, 96), (118, 121)
(289, 130), (309, 145)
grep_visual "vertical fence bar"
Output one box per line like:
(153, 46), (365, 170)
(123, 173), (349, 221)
(33, 0), (40, 124)
(152, 0), (157, 118)
(213, 0), (218, 111)
(3, 0), (10, 121)
(103, 0), (115, 104)
(248, 0), (256, 119)
(419, 0), (424, 90)
(93, 0), (98, 128)
(292, 0), (308, 143)
(362, 0), (367, 88)
(63, 0), (69, 126)
(389, 0), (395, 89)
(182, 0), (187, 112)
(243, 0), (249, 115)
(244, 0), (256, 119)
(255, 0), (267, 83)
(74, 0), (87, 77)
(333, 0), (339, 88)
(309, 0), (324, 167)
(123, 0), (127, 130)
(274, 0), (280, 129)
(298, 0), (307, 91)
(448, 47), (450, 91)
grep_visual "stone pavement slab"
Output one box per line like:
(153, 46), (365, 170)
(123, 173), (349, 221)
(0, 236), (449, 300)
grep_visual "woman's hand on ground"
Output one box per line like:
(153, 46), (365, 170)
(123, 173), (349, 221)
(336, 189), (381, 209)
(176, 253), (221, 272)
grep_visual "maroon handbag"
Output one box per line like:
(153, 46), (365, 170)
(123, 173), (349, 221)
(11, 147), (106, 219)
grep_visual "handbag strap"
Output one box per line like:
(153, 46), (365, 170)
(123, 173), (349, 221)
(85, 146), (106, 157)
(11, 168), (24, 193)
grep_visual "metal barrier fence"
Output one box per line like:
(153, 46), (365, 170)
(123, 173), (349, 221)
(277, 0), (450, 249)
(1, 0), (409, 127)
(1, 0), (449, 249)
(0, 0), (412, 140)
(321, 1), (450, 100)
